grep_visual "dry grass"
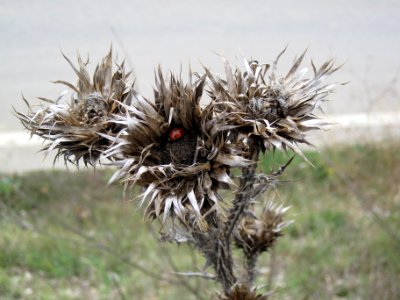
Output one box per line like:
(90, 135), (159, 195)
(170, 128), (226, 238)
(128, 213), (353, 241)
(0, 141), (399, 299)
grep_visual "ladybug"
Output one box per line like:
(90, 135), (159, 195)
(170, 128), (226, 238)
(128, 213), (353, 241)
(169, 128), (185, 141)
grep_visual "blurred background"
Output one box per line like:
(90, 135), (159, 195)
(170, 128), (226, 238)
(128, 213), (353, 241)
(1, 0), (400, 172)
(0, 0), (399, 299)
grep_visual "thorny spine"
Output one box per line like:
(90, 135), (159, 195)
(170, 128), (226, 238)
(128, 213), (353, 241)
(220, 136), (260, 291)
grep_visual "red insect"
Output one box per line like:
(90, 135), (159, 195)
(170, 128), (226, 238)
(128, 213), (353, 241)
(169, 128), (185, 141)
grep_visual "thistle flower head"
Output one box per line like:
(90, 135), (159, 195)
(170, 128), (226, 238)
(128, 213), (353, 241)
(206, 49), (340, 157)
(234, 200), (291, 255)
(15, 49), (134, 165)
(218, 283), (268, 300)
(107, 67), (249, 228)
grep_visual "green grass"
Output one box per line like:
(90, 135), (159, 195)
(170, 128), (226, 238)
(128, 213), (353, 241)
(1, 142), (399, 299)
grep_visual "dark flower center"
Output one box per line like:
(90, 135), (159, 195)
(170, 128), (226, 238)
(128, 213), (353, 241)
(82, 94), (108, 123)
(159, 129), (207, 165)
(249, 95), (288, 123)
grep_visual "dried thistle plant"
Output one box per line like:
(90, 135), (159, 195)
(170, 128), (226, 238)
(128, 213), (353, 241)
(16, 48), (340, 299)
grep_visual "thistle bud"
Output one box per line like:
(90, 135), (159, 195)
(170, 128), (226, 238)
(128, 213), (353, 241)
(234, 201), (291, 256)
(218, 283), (268, 300)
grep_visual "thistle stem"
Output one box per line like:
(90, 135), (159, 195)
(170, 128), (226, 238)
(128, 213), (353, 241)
(218, 136), (260, 292)
(224, 136), (260, 240)
(191, 136), (261, 294)
(245, 252), (259, 284)
(216, 238), (236, 292)
(191, 217), (236, 294)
